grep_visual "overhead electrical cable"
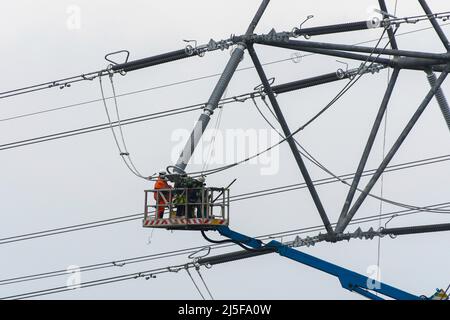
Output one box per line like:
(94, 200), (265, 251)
(1, 22), (448, 124)
(99, 74), (148, 180)
(252, 97), (450, 214)
(188, 27), (393, 177)
(377, 0), (398, 282)
(1, 263), (196, 300)
(1, 15), (448, 101)
(1, 201), (449, 290)
(0, 153), (449, 246)
(185, 267), (206, 300)
(190, 26), (450, 214)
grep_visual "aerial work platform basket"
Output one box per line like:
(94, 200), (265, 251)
(143, 187), (229, 230)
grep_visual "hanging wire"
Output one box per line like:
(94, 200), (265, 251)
(185, 267), (205, 300)
(109, 74), (145, 178)
(260, 95), (279, 121)
(196, 29), (392, 175)
(377, 0), (399, 291)
(190, 27), (393, 180)
(196, 267), (214, 300)
(238, 25), (450, 214)
(251, 87), (450, 214)
(294, 27), (391, 131)
(376, 65), (389, 284)
(99, 74), (149, 180)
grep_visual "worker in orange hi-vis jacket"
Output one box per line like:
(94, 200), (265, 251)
(153, 171), (172, 219)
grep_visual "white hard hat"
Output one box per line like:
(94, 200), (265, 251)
(197, 176), (205, 183)
(159, 171), (167, 179)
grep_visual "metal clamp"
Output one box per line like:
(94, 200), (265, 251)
(292, 15), (314, 39)
(184, 39), (207, 57)
(105, 50), (130, 76)
(253, 77), (275, 93)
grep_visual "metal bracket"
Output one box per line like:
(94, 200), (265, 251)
(105, 50), (130, 65)
(105, 50), (130, 76)
(292, 15), (315, 39)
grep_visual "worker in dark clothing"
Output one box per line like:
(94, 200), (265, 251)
(194, 176), (207, 218)
(173, 174), (205, 218)
(174, 173), (188, 218)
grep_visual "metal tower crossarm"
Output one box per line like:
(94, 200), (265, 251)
(247, 44), (334, 236)
(335, 67), (450, 233)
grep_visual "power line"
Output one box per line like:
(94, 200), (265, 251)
(1, 7), (449, 301)
(0, 63), (380, 153)
(0, 153), (448, 246)
(1, 262), (194, 300)
(185, 267), (205, 300)
(0, 26), (446, 154)
(196, 268), (214, 300)
(378, 0), (398, 283)
(99, 74), (148, 180)
(1, 200), (449, 293)
(246, 38), (450, 215)
(191, 30), (450, 214)
(251, 96), (450, 214)
(2, 89), (297, 152)
(230, 154), (450, 202)
(0, 70), (104, 100)
(0, 62), (385, 153)
(187, 27), (391, 177)
(0, 103), (205, 151)
(0, 245), (202, 286)
(0, 213), (143, 245)
(1, 22), (448, 124)
(2, 201), (450, 299)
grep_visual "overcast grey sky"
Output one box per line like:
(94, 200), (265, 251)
(0, 0), (449, 299)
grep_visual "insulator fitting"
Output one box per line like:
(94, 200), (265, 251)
(426, 70), (450, 132)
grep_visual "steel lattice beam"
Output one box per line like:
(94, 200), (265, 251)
(336, 68), (449, 233)
(248, 44), (334, 235)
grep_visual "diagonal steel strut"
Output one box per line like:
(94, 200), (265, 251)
(335, 67), (449, 233)
(337, 0), (401, 228)
(418, 0), (450, 133)
(426, 70), (450, 132)
(378, 0), (399, 50)
(337, 68), (400, 227)
(254, 38), (448, 72)
(254, 38), (450, 62)
(247, 44), (334, 235)
(418, 0), (450, 51)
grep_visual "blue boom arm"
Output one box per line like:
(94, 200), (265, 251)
(217, 226), (422, 300)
